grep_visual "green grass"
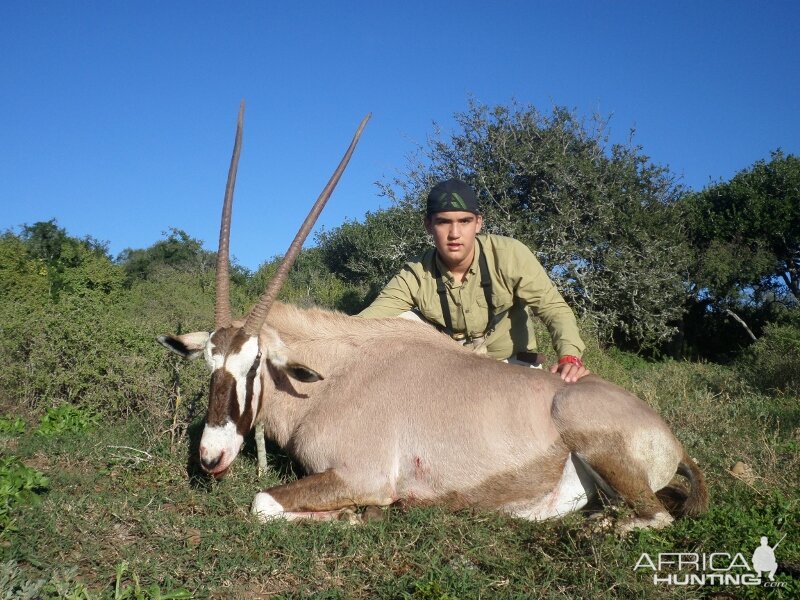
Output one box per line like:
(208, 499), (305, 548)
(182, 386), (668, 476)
(1, 360), (798, 598)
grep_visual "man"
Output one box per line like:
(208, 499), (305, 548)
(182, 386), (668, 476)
(358, 178), (590, 382)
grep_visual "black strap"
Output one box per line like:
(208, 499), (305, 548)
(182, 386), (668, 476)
(434, 260), (454, 334)
(476, 238), (494, 325)
(434, 238), (494, 337)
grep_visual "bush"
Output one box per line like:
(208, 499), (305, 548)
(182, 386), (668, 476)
(0, 230), (213, 431)
(0, 457), (49, 531)
(0, 417), (24, 436)
(248, 247), (372, 314)
(36, 404), (99, 436)
(742, 318), (800, 395)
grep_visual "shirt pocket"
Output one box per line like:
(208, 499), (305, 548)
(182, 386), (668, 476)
(476, 289), (513, 312)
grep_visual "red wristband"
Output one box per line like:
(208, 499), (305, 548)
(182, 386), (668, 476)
(558, 355), (584, 368)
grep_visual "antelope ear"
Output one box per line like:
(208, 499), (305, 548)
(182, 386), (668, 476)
(157, 332), (210, 360)
(280, 361), (324, 383)
(261, 332), (323, 383)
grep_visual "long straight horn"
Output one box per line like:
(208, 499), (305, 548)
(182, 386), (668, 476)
(243, 113), (371, 336)
(215, 101), (245, 330)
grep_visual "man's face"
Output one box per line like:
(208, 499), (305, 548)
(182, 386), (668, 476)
(425, 211), (483, 271)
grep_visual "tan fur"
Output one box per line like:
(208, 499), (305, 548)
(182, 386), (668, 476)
(161, 109), (705, 524)
(266, 470), (361, 512)
(233, 302), (708, 525)
(459, 440), (573, 512)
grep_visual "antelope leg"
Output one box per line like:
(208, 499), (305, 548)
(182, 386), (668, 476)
(255, 422), (268, 477)
(251, 469), (387, 522)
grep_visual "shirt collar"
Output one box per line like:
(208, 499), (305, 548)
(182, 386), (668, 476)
(434, 240), (481, 283)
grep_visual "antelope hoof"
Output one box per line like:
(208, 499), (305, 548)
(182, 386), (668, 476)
(337, 508), (363, 525)
(616, 511), (674, 535)
(251, 492), (288, 522)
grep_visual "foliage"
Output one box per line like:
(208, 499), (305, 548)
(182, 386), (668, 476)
(403, 580), (459, 600)
(317, 206), (430, 292)
(0, 228), (210, 430)
(740, 310), (800, 395)
(0, 417), (24, 436)
(250, 247), (369, 313)
(686, 150), (800, 304)
(676, 151), (800, 359)
(0, 233), (50, 304)
(18, 220), (121, 301)
(36, 404), (99, 436)
(1, 571), (90, 600)
(22, 220), (109, 265)
(0, 559), (192, 600)
(322, 101), (692, 349)
(112, 561), (193, 599)
(118, 228), (214, 284)
(0, 457), (49, 531)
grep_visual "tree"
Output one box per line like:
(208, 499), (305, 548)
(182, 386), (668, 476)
(16, 220), (120, 300)
(117, 228), (216, 282)
(316, 206), (429, 290)
(337, 101), (691, 349)
(245, 247), (361, 313)
(687, 150), (800, 304)
(22, 219), (69, 264)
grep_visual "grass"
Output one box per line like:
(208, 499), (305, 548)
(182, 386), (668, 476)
(1, 359), (798, 598)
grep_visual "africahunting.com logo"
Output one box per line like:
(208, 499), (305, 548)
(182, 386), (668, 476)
(635, 534), (788, 588)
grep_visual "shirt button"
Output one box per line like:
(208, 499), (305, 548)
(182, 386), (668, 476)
(464, 309), (470, 313)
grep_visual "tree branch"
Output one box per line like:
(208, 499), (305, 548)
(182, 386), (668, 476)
(724, 309), (758, 342)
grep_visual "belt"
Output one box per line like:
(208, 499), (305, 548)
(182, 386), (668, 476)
(452, 332), (485, 344)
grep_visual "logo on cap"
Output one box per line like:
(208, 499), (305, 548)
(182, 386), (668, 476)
(437, 192), (468, 210)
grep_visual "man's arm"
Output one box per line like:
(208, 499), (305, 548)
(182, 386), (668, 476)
(504, 240), (589, 382)
(357, 266), (419, 318)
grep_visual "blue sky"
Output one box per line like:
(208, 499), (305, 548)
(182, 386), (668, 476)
(2, 1), (798, 271)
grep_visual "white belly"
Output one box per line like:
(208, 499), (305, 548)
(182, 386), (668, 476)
(504, 453), (596, 520)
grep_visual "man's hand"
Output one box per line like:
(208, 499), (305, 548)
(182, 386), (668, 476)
(550, 356), (590, 383)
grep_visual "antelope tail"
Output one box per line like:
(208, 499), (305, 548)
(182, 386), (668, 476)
(676, 451), (709, 517)
(655, 450), (709, 518)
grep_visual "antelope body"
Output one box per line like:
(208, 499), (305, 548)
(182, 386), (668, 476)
(159, 105), (708, 530)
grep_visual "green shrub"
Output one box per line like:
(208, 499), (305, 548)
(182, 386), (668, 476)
(0, 268), (213, 427)
(0, 560), (92, 599)
(742, 319), (800, 395)
(113, 561), (193, 600)
(0, 457), (49, 530)
(36, 404), (99, 436)
(404, 580), (459, 600)
(0, 417), (24, 436)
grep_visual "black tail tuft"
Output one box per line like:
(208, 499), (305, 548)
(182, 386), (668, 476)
(656, 485), (690, 516)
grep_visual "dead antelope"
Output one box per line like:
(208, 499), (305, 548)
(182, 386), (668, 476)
(159, 105), (708, 531)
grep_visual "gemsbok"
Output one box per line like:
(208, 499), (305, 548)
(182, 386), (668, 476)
(158, 104), (708, 532)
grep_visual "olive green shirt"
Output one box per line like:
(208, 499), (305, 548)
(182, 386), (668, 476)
(358, 233), (585, 360)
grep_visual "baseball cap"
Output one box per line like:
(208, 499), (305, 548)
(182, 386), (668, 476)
(426, 179), (480, 216)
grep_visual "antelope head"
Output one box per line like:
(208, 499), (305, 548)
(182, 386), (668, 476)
(159, 103), (370, 476)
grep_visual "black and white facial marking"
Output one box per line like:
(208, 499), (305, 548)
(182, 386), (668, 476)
(157, 326), (324, 475)
(198, 327), (263, 475)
